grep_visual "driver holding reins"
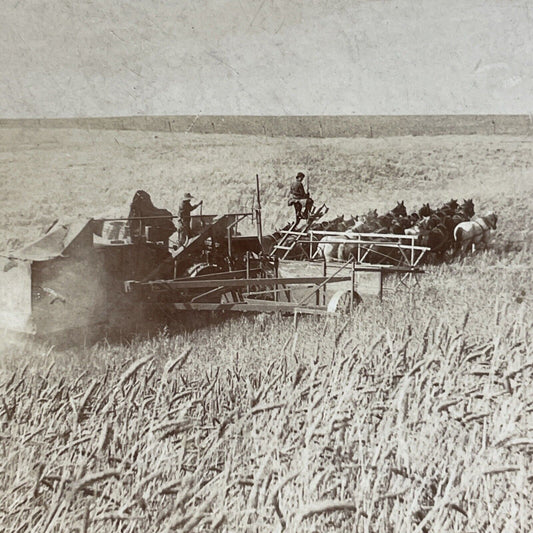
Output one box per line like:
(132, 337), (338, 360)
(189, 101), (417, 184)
(288, 172), (314, 222)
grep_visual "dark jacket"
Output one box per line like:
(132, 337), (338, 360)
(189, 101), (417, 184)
(289, 180), (307, 200)
(178, 200), (195, 224)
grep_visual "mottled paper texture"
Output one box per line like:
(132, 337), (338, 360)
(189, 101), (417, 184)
(1, 0), (532, 117)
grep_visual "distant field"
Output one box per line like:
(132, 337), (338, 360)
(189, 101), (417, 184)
(0, 126), (532, 249)
(0, 127), (532, 532)
(0, 114), (532, 138)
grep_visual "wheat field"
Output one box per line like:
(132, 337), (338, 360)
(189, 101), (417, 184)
(0, 127), (532, 532)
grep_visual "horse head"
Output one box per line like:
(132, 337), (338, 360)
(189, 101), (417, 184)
(377, 213), (393, 229)
(276, 221), (294, 235)
(310, 221), (326, 231)
(352, 217), (371, 233)
(264, 221), (294, 251)
(445, 198), (458, 211)
(418, 203), (432, 218)
(364, 208), (378, 221)
(484, 212), (498, 229)
(342, 214), (358, 228)
(322, 214), (345, 231)
(390, 201), (407, 218)
(427, 214), (443, 230)
(398, 215), (412, 230)
(461, 199), (475, 218)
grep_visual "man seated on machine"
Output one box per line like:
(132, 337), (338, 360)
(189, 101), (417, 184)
(288, 172), (314, 222)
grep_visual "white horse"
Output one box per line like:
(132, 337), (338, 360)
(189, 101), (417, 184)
(316, 231), (358, 261)
(454, 212), (497, 254)
(316, 235), (344, 261)
(404, 225), (422, 237)
(337, 231), (363, 260)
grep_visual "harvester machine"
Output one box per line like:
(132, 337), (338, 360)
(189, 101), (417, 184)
(0, 193), (268, 342)
(1, 183), (399, 344)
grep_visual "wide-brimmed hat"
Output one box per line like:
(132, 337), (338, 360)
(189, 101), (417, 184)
(183, 192), (194, 200)
(296, 172), (305, 180)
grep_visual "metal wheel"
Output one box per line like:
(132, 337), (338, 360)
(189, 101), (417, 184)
(327, 289), (362, 314)
(186, 263), (221, 278)
(183, 263), (225, 303)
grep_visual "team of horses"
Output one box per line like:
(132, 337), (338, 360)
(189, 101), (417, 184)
(126, 190), (497, 265)
(270, 199), (497, 264)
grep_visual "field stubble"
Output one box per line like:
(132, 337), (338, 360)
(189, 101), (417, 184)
(0, 128), (532, 531)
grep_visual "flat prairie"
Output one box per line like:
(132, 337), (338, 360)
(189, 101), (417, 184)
(0, 127), (532, 246)
(0, 127), (532, 532)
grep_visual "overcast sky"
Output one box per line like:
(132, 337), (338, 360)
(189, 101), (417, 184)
(1, 0), (532, 117)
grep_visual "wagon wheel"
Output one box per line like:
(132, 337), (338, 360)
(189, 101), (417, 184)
(185, 263), (227, 303)
(327, 289), (362, 314)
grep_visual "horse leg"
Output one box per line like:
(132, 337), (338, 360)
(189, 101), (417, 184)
(341, 243), (357, 262)
(327, 243), (339, 262)
(453, 226), (466, 258)
(465, 237), (474, 255)
(337, 243), (346, 261)
(481, 231), (491, 251)
(317, 242), (329, 260)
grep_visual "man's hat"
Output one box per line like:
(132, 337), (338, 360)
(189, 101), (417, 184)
(296, 172), (305, 179)
(183, 192), (194, 200)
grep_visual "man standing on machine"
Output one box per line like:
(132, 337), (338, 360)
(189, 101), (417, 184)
(177, 192), (203, 246)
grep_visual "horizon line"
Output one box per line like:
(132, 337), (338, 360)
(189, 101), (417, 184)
(1, 113), (532, 120)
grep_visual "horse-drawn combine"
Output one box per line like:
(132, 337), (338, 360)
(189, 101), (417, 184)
(0, 178), (496, 340)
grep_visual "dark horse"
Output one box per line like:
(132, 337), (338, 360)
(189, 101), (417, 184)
(389, 201), (407, 218)
(460, 198), (475, 219)
(418, 203), (433, 218)
(418, 224), (450, 261)
(128, 190), (176, 242)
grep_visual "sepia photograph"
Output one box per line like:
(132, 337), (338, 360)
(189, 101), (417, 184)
(0, 0), (532, 531)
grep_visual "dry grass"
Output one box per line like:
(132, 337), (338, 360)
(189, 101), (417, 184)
(1, 297), (531, 531)
(0, 127), (532, 531)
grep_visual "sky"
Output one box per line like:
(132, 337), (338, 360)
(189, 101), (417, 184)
(1, 0), (532, 117)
